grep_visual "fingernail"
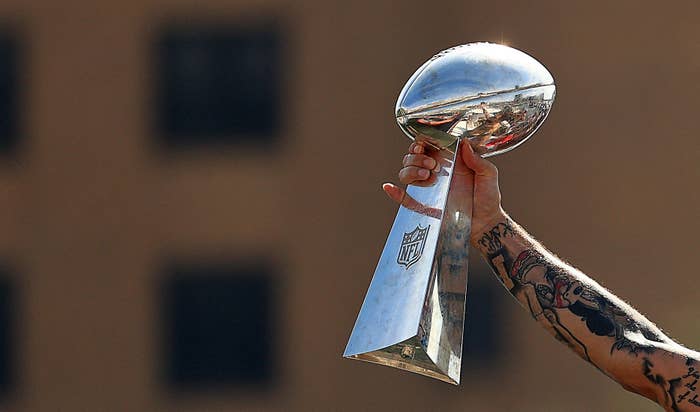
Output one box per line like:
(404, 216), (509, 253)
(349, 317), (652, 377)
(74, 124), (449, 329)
(418, 169), (430, 178)
(424, 158), (436, 169)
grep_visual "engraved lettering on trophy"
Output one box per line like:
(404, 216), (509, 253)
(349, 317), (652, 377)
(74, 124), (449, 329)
(397, 225), (430, 269)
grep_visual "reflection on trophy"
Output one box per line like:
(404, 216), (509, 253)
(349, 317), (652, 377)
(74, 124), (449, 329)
(343, 43), (556, 384)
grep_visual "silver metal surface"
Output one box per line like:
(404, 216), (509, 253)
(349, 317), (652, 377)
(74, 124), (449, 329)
(344, 143), (465, 383)
(344, 42), (555, 384)
(396, 42), (555, 156)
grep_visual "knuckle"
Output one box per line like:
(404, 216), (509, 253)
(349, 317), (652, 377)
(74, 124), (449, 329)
(405, 166), (419, 179)
(399, 166), (427, 183)
(398, 167), (412, 183)
(404, 154), (424, 167)
(415, 154), (436, 169)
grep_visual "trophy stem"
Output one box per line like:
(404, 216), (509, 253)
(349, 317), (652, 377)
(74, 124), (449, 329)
(347, 42), (555, 384)
(344, 140), (473, 384)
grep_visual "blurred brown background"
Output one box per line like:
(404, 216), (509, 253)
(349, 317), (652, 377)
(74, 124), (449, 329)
(0, 0), (697, 411)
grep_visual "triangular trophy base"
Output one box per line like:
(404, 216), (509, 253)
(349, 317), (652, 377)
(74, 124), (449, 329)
(344, 336), (458, 384)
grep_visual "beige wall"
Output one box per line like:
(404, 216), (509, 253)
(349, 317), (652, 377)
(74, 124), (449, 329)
(0, 0), (697, 410)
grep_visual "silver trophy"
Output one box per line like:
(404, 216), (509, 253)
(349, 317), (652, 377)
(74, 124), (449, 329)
(344, 43), (556, 384)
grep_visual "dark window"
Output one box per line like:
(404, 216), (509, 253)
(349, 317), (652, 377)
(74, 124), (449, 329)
(0, 270), (15, 395)
(462, 274), (503, 365)
(155, 24), (282, 146)
(0, 32), (19, 152)
(161, 262), (276, 389)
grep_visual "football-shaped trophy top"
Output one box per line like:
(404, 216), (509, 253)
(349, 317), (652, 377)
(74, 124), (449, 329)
(395, 42), (555, 157)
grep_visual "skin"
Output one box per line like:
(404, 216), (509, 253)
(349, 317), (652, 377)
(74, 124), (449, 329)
(383, 140), (700, 411)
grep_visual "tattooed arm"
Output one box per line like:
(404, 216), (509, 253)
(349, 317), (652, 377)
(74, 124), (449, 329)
(384, 140), (700, 411)
(475, 214), (700, 411)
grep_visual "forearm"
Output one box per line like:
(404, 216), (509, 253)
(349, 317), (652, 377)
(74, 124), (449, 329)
(473, 211), (700, 410)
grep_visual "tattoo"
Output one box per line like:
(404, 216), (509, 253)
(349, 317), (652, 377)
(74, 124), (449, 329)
(643, 357), (700, 411)
(480, 221), (517, 290)
(478, 220), (667, 359)
(478, 220), (700, 410)
(477, 221), (514, 254)
(510, 249), (664, 355)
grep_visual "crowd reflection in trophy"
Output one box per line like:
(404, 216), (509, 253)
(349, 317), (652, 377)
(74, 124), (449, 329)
(413, 91), (550, 157)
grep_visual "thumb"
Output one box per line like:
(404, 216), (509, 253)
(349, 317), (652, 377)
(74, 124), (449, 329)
(382, 182), (404, 204)
(381, 182), (442, 219)
(460, 140), (498, 177)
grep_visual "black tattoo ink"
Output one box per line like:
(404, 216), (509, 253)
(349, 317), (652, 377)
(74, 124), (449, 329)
(479, 222), (517, 290)
(479, 221), (700, 410)
(643, 357), (700, 411)
(477, 221), (515, 254)
(569, 300), (615, 336)
(509, 249), (663, 355)
(643, 357), (681, 412)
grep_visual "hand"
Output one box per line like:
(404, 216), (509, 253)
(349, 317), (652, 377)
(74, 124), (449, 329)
(382, 139), (505, 242)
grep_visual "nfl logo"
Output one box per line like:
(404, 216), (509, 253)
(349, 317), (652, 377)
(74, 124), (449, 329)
(397, 225), (430, 269)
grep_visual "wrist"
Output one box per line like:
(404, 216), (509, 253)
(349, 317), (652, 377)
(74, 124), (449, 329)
(470, 208), (509, 247)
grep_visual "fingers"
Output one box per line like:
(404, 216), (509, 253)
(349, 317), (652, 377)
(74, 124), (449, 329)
(408, 142), (424, 154)
(382, 183), (443, 219)
(399, 166), (431, 184)
(402, 153), (437, 171)
(460, 140), (498, 177)
(399, 144), (439, 186)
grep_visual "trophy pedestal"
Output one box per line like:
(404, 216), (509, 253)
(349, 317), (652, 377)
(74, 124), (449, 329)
(344, 141), (472, 384)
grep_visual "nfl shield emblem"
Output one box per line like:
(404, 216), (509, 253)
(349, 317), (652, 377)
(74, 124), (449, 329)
(397, 225), (430, 269)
